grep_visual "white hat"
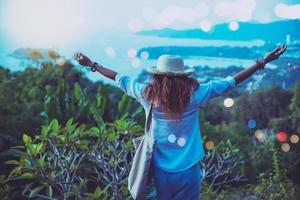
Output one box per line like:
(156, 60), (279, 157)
(146, 55), (195, 76)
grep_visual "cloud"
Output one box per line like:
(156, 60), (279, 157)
(144, 3), (210, 29)
(214, 0), (256, 22)
(274, 3), (300, 19)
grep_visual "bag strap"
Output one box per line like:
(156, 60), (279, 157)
(145, 103), (153, 135)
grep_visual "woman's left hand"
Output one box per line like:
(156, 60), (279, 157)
(74, 52), (93, 66)
(264, 44), (287, 63)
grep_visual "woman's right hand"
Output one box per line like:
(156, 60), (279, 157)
(74, 52), (93, 67)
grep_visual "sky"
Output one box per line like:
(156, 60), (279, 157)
(1, 0), (300, 35)
(1, 0), (300, 46)
(0, 0), (300, 83)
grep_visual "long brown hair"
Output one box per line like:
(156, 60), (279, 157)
(142, 74), (199, 121)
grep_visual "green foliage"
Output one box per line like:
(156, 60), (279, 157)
(269, 117), (292, 133)
(0, 66), (45, 138)
(1, 48), (300, 199)
(200, 179), (254, 200)
(0, 174), (19, 200)
(289, 82), (300, 133)
(0, 62), (94, 138)
(3, 118), (144, 199)
(252, 147), (300, 200)
(118, 94), (133, 118)
(200, 182), (216, 200)
(201, 139), (246, 192)
(200, 148), (300, 200)
(43, 75), (105, 126)
(233, 86), (293, 129)
(245, 134), (273, 174)
(0, 59), (136, 136)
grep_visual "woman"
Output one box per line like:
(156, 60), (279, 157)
(74, 45), (287, 200)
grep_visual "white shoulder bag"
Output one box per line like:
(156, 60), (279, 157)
(128, 103), (155, 200)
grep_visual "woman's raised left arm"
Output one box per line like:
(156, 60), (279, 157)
(233, 45), (287, 85)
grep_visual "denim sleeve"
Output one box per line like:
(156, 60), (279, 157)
(115, 73), (146, 104)
(197, 76), (236, 106)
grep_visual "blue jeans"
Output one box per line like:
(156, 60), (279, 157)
(153, 162), (202, 200)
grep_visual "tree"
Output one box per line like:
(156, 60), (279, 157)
(289, 81), (300, 133)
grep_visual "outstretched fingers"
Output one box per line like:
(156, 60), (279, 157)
(271, 46), (281, 54)
(74, 52), (84, 62)
(276, 45), (287, 56)
(74, 52), (79, 60)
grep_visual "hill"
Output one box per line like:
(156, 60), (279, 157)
(137, 20), (300, 43)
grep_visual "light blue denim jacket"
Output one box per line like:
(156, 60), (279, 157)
(115, 73), (236, 172)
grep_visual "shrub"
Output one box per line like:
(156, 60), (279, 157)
(201, 139), (246, 192)
(3, 118), (144, 199)
(252, 147), (300, 200)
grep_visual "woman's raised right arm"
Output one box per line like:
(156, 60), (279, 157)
(74, 52), (117, 81)
(74, 52), (146, 105)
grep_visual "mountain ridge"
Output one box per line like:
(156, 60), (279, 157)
(136, 20), (300, 43)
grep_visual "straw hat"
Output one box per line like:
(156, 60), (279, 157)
(146, 55), (195, 76)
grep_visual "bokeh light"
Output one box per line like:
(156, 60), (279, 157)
(127, 48), (137, 58)
(277, 131), (287, 142)
(255, 129), (265, 142)
(177, 137), (186, 147)
(105, 46), (116, 58)
(152, 4), (210, 29)
(274, 3), (300, 19)
(247, 119), (256, 128)
(224, 98), (234, 107)
(200, 20), (212, 32)
(281, 143), (290, 152)
(290, 134), (299, 144)
(229, 21), (239, 31)
(128, 18), (142, 32)
(168, 134), (176, 143)
(205, 141), (214, 150)
(214, 0), (256, 22)
(140, 51), (149, 60)
(131, 59), (141, 68)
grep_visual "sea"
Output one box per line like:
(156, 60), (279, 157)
(0, 30), (274, 86)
